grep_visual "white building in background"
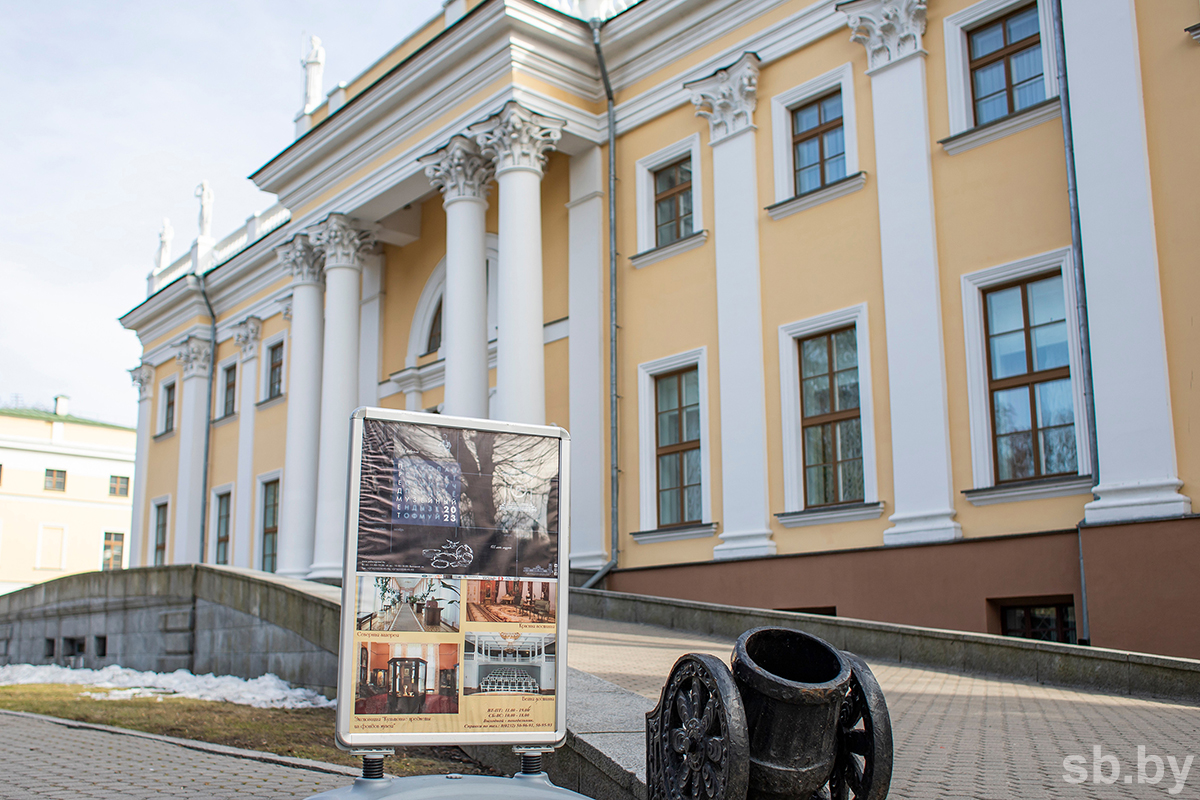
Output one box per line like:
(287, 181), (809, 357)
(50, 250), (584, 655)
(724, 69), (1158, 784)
(0, 397), (136, 594)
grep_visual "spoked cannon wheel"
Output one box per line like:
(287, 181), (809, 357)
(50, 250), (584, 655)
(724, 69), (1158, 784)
(810, 653), (893, 800)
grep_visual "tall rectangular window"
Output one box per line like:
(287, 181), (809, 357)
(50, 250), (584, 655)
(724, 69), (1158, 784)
(102, 532), (124, 570)
(44, 469), (66, 491)
(653, 158), (693, 247)
(969, 4), (1044, 126)
(792, 92), (845, 196)
(163, 383), (176, 432)
(800, 327), (863, 507)
(984, 273), (1075, 482)
(154, 503), (169, 566)
(109, 476), (129, 496)
(655, 368), (701, 527)
(214, 492), (231, 565)
(267, 343), (284, 399)
(262, 479), (279, 572)
(222, 365), (237, 417)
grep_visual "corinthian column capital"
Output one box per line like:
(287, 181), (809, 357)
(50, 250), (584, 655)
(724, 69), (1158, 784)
(470, 101), (564, 177)
(312, 214), (376, 272)
(129, 363), (155, 401)
(176, 337), (212, 379)
(232, 317), (262, 362)
(685, 52), (760, 145)
(421, 135), (494, 204)
(838, 0), (927, 72)
(276, 233), (322, 287)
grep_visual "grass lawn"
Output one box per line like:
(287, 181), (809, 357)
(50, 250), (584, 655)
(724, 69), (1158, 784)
(0, 684), (494, 775)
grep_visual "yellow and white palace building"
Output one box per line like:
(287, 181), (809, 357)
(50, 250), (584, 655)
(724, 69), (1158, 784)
(120, 0), (1200, 658)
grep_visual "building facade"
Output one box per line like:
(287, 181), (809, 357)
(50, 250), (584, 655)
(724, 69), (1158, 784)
(120, 0), (1200, 658)
(0, 398), (135, 594)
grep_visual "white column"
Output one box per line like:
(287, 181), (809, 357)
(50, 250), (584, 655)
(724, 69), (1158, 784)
(843, 1), (960, 545)
(359, 255), (385, 409)
(275, 234), (324, 578)
(567, 146), (609, 570)
(686, 54), (775, 559)
(472, 101), (564, 424)
(231, 318), (261, 568)
(128, 363), (155, 567)
(309, 215), (376, 580)
(422, 135), (494, 418)
(1061, 0), (1190, 523)
(172, 336), (212, 564)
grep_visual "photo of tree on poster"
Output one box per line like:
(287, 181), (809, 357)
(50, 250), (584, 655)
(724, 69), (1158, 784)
(356, 420), (559, 578)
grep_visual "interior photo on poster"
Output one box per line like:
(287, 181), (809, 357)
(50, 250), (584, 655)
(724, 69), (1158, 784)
(356, 419), (560, 579)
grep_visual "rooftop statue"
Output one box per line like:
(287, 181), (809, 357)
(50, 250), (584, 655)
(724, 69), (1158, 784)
(195, 180), (214, 240)
(303, 35), (326, 114)
(156, 218), (173, 272)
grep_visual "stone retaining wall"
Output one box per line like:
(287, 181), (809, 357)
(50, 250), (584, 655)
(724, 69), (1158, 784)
(0, 565), (341, 696)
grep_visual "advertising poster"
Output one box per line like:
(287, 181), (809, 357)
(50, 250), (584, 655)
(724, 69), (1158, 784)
(337, 411), (568, 748)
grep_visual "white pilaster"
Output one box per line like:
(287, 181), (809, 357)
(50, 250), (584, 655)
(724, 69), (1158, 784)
(128, 363), (155, 567)
(567, 146), (608, 570)
(231, 318), (261, 569)
(686, 53), (775, 560)
(422, 135), (494, 419)
(843, 0), (960, 545)
(276, 234), (324, 578)
(173, 336), (212, 564)
(309, 215), (376, 580)
(1061, 0), (1190, 523)
(472, 101), (564, 424)
(359, 254), (385, 408)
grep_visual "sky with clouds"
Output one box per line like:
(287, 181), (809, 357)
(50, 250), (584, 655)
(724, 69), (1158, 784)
(0, 0), (442, 427)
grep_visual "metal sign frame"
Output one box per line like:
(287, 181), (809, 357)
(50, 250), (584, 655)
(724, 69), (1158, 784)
(335, 407), (570, 750)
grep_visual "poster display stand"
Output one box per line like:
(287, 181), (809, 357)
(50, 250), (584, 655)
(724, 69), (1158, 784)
(334, 408), (570, 752)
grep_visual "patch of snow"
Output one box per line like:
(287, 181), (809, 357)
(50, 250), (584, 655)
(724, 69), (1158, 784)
(0, 664), (335, 709)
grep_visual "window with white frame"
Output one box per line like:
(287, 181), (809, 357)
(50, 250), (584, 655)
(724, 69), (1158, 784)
(769, 64), (863, 214)
(637, 348), (712, 535)
(960, 248), (1092, 500)
(943, 0), (1060, 138)
(260, 333), (286, 401)
(219, 359), (237, 418)
(212, 487), (232, 565)
(777, 304), (882, 525)
(153, 500), (169, 565)
(633, 134), (705, 265)
(261, 477), (279, 572)
(158, 377), (177, 434)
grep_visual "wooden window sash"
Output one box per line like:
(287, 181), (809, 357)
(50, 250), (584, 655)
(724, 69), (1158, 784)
(791, 91), (844, 196)
(654, 367), (702, 528)
(798, 326), (862, 507)
(983, 272), (1073, 483)
(968, 5), (1041, 122)
(653, 159), (693, 247)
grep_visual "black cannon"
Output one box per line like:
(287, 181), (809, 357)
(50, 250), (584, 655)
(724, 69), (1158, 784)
(646, 627), (892, 800)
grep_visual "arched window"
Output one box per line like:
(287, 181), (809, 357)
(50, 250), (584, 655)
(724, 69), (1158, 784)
(425, 299), (443, 355)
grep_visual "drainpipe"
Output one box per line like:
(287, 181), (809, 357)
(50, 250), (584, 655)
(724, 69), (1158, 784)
(582, 17), (619, 591)
(1051, 0), (1094, 646)
(190, 271), (218, 566)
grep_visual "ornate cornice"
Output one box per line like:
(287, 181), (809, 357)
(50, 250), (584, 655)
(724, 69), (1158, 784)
(421, 135), (494, 204)
(129, 363), (155, 402)
(276, 233), (322, 287)
(312, 214), (375, 271)
(685, 52), (760, 145)
(838, 0), (927, 72)
(471, 101), (564, 177)
(232, 317), (263, 362)
(176, 337), (212, 380)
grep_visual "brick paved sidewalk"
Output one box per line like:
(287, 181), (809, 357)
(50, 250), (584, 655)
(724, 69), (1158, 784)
(568, 615), (1200, 800)
(0, 710), (350, 799)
